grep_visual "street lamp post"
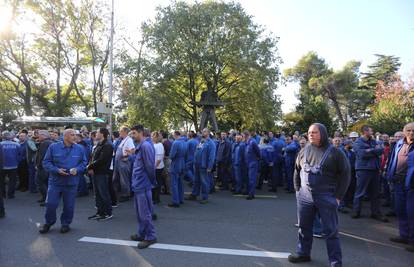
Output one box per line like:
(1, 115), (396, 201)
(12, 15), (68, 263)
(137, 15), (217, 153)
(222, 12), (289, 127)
(108, 0), (114, 132)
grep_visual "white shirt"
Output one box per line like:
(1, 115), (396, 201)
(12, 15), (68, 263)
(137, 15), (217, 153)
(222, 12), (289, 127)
(116, 136), (135, 158)
(153, 142), (165, 169)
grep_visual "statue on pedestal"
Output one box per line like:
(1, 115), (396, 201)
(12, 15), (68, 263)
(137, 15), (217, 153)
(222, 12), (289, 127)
(192, 88), (224, 132)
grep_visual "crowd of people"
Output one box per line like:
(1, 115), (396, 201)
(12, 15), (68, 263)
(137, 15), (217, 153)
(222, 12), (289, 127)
(0, 122), (413, 266)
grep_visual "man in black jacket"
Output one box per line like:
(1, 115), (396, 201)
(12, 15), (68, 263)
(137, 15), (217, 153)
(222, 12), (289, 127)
(0, 143), (4, 218)
(87, 128), (114, 221)
(35, 130), (53, 206)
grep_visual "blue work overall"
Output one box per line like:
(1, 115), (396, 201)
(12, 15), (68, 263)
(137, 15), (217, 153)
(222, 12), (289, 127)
(296, 146), (342, 267)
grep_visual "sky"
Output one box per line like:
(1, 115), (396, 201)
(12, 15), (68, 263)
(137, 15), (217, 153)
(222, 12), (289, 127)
(114, 0), (414, 113)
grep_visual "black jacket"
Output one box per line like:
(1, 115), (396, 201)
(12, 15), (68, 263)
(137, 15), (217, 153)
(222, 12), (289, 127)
(35, 139), (53, 169)
(88, 140), (113, 175)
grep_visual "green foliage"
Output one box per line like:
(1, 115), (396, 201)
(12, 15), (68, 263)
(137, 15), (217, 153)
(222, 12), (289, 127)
(129, 1), (282, 131)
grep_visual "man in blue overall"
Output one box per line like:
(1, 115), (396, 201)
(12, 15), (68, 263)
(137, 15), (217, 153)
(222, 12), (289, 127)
(386, 122), (414, 252)
(186, 128), (216, 204)
(185, 131), (199, 185)
(39, 129), (87, 234)
(231, 133), (245, 194)
(168, 131), (187, 207)
(285, 135), (300, 193)
(243, 130), (260, 200)
(257, 138), (274, 190)
(0, 131), (21, 199)
(129, 125), (157, 249)
(288, 123), (350, 267)
(352, 125), (388, 222)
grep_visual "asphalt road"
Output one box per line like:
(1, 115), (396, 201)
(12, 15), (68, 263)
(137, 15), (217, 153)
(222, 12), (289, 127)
(1, 184), (413, 267)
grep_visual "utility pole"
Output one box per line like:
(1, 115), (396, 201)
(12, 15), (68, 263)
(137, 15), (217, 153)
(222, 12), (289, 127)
(108, 0), (114, 132)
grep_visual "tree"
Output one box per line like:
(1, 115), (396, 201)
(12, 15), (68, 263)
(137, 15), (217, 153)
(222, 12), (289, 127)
(135, 1), (282, 131)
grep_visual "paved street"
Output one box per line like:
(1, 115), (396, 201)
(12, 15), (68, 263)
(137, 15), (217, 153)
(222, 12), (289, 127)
(1, 184), (413, 267)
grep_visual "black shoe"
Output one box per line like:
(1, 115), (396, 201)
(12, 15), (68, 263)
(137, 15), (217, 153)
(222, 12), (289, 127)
(385, 211), (396, 217)
(389, 236), (409, 244)
(338, 208), (349, 214)
(130, 234), (144, 242)
(288, 254), (311, 263)
(242, 192), (248, 195)
(60, 225), (70, 234)
(137, 239), (157, 249)
(351, 212), (360, 219)
(219, 186), (229, 191)
(232, 191), (242, 195)
(37, 198), (45, 203)
(246, 195), (254, 200)
(406, 244), (414, 252)
(97, 214), (113, 221)
(112, 203), (118, 208)
(199, 199), (208, 204)
(39, 202), (46, 207)
(371, 214), (389, 222)
(39, 224), (52, 234)
(185, 194), (197, 201)
(0, 210), (5, 218)
(88, 213), (101, 220)
(168, 203), (179, 208)
(152, 214), (158, 221)
(119, 196), (130, 202)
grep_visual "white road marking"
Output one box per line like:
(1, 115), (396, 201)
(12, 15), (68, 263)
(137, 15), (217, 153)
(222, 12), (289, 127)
(339, 231), (404, 250)
(232, 194), (278, 199)
(79, 236), (290, 258)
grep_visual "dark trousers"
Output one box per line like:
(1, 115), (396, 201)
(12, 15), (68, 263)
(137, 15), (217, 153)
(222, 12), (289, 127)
(36, 168), (49, 201)
(28, 163), (37, 193)
(353, 170), (381, 215)
(297, 187), (342, 267)
(271, 161), (282, 190)
(93, 174), (112, 216)
(45, 185), (77, 226)
(108, 170), (117, 205)
(217, 162), (231, 189)
(152, 168), (164, 203)
(17, 161), (29, 190)
(257, 163), (272, 189)
(394, 183), (414, 244)
(0, 176), (4, 212)
(0, 169), (18, 198)
(286, 164), (295, 192)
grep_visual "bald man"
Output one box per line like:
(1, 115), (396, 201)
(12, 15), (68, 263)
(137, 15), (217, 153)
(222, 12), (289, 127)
(39, 129), (87, 234)
(386, 123), (414, 252)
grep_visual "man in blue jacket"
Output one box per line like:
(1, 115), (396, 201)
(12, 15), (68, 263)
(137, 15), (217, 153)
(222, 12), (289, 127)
(244, 130), (261, 200)
(352, 125), (388, 222)
(271, 134), (285, 189)
(39, 129), (87, 234)
(186, 128), (216, 203)
(185, 131), (199, 185)
(128, 125), (157, 249)
(1, 131), (21, 199)
(386, 122), (414, 252)
(285, 135), (300, 193)
(231, 133), (246, 194)
(168, 131), (187, 207)
(217, 132), (232, 190)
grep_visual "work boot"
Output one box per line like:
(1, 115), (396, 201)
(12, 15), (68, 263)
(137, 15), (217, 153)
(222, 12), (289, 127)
(60, 225), (70, 234)
(288, 254), (311, 263)
(39, 224), (52, 234)
(168, 203), (179, 208)
(351, 212), (360, 219)
(137, 239), (157, 249)
(185, 194), (197, 201)
(389, 236), (409, 244)
(130, 234), (144, 242)
(370, 214), (389, 223)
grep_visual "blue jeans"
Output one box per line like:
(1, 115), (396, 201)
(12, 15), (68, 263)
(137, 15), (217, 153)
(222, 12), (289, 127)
(134, 190), (156, 240)
(353, 170), (381, 215)
(297, 187), (342, 267)
(192, 166), (209, 200)
(45, 185), (77, 226)
(93, 174), (112, 216)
